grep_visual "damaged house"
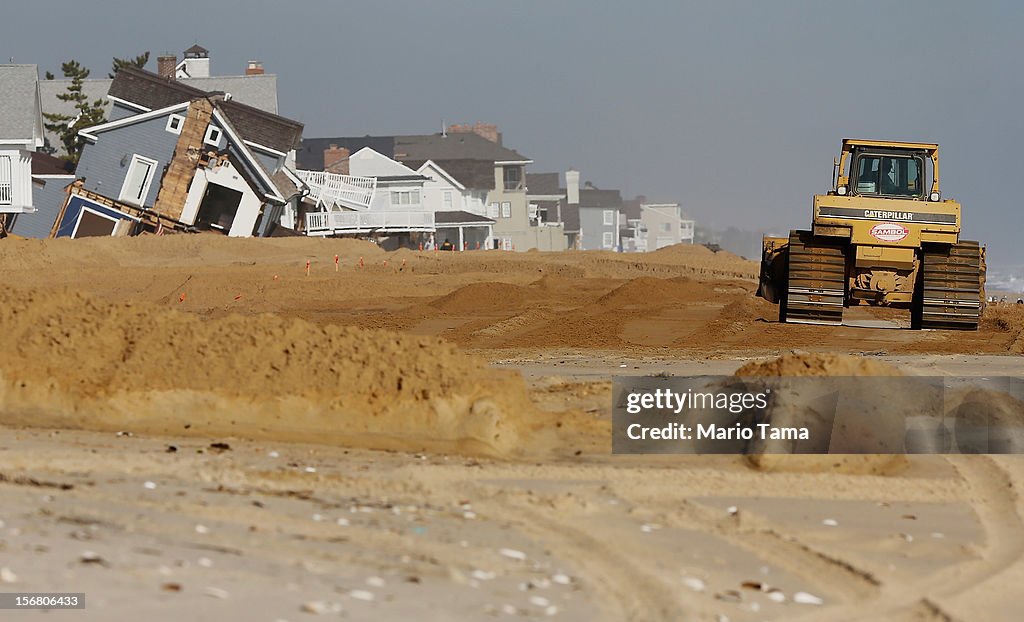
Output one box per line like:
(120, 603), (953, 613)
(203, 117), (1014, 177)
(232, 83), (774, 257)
(52, 66), (304, 238)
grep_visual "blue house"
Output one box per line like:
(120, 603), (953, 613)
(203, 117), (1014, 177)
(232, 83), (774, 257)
(52, 66), (305, 238)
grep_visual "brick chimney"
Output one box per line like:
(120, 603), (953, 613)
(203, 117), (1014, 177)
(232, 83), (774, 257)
(447, 122), (501, 144)
(157, 54), (177, 80)
(246, 61), (264, 76)
(324, 145), (350, 175)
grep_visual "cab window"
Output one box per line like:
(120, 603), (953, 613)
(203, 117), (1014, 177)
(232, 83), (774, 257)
(855, 154), (922, 197)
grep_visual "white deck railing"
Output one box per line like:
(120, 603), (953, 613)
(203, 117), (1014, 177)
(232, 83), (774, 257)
(306, 209), (435, 235)
(297, 170), (376, 211)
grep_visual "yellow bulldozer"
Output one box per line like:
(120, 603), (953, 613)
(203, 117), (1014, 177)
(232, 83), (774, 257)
(758, 139), (985, 329)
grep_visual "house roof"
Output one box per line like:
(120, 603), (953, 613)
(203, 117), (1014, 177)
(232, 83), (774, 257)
(526, 172), (561, 195)
(434, 210), (495, 226)
(393, 132), (529, 163)
(404, 159), (495, 190)
(107, 67), (301, 152)
(0, 65), (43, 145)
(578, 187), (623, 209)
(184, 44), (209, 56)
(416, 160), (466, 191)
(31, 151), (74, 176)
(297, 136), (396, 170)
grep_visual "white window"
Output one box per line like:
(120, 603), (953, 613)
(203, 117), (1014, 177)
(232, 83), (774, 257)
(390, 190), (422, 206)
(204, 125), (223, 147)
(0, 155), (11, 205)
(602, 232), (614, 249)
(502, 237), (512, 250)
(603, 210), (615, 226)
(118, 155), (158, 206)
(501, 202), (511, 218)
(487, 203), (499, 218)
(662, 222), (672, 233)
(165, 114), (184, 135)
(443, 190), (453, 210)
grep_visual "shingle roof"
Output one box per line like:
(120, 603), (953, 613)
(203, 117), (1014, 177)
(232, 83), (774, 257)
(404, 159), (496, 190)
(184, 44), (209, 56)
(0, 65), (43, 144)
(297, 136), (396, 170)
(393, 132), (529, 162)
(578, 188), (623, 209)
(107, 67), (301, 152)
(32, 151), (74, 176)
(526, 172), (561, 195)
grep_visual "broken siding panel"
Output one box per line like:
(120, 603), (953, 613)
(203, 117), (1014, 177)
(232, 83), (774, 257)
(76, 114), (178, 209)
(14, 176), (74, 238)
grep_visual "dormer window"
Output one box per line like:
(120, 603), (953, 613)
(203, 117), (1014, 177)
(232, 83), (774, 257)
(204, 126), (223, 148)
(165, 114), (184, 135)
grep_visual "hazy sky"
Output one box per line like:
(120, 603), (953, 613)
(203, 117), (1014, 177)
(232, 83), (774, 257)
(6, 1), (1023, 266)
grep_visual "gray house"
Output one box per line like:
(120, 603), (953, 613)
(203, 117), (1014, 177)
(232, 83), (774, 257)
(576, 183), (624, 251)
(51, 66), (303, 238)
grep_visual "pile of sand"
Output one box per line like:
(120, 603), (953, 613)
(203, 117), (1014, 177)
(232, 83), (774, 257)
(734, 352), (909, 475)
(735, 352), (905, 377)
(429, 282), (536, 313)
(595, 276), (711, 307)
(0, 287), (600, 458)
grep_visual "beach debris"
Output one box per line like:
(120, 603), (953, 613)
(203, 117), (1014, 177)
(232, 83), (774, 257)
(195, 524), (210, 535)
(0, 567), (18, 583)
(545, 605), (559, 616)
(166, 445), (178, 453)
(366, 576), (385, 588)
(793, 591), (824, 605)
(210, 442), (231, 453)
(900, 533), (914, 542)
(349, 589), (374, 602)
(740, 581), (763, 591)
(116, 431), (133, 437)
(463, 510), (477, 520)
(301, 601), (342, 615)
(727, 506), (739, 516)
(197, 557), (213, 568)
(79, 551), (108, 567)
(501, 605), (518, 615)
(716, 615), (731, 622)
(822, 518), (838, 527)
(336, 517), (350, 527)
(715, 590), (742, 603)
(472, 570), (496, 582)
(682, 576), (706, 592)
(552, 573), (572, 585)
(161, 582), (182, 592)
(529, 595), (551, 608)
(500, 548), (528, 561)
(304, 467), (317, 473)
(143, 481), (157, 490)
(640, 523), (660, 533)
(766, 589), (785, 602)
(204, 587), (229, 599)
(311, 514), (323, 522)
(901, 514), (917, 520)
(268, 451), (280, 458)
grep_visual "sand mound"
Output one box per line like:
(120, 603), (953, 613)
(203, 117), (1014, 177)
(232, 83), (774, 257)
(0, 287), (595, 458)
(735, 352), (909, 475)
(735, 352), (904, 377)
(596, 276), (710, 307)
(429, 282), (536, 313)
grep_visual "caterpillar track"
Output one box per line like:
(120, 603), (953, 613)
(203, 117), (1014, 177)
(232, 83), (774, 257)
(913, 241), (985, 330)
(779, 230), (846, 326)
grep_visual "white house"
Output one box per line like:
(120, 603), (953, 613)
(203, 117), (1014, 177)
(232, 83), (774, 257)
(416, 160), (487, 216)
(0, 65), (46, 228)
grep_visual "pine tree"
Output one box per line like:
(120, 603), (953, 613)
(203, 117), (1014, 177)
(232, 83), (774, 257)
(42, 60), (107, 163)
(109, 51), (150, 78)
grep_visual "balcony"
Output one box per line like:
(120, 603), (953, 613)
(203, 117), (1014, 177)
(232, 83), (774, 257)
(305, 209), (435, 236)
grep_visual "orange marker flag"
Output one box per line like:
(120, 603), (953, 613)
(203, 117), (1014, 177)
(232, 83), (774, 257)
(359, 256), (364, 269)
(305, 259), (311, 276)
(178, 292), (186, 303)
(334, 254), (340, 272)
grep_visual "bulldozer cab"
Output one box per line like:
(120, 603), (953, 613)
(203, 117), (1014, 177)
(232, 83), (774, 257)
(836, 139), (941, 201)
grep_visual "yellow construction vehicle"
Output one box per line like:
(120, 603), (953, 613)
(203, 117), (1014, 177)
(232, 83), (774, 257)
(758, 139), (985, 329)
